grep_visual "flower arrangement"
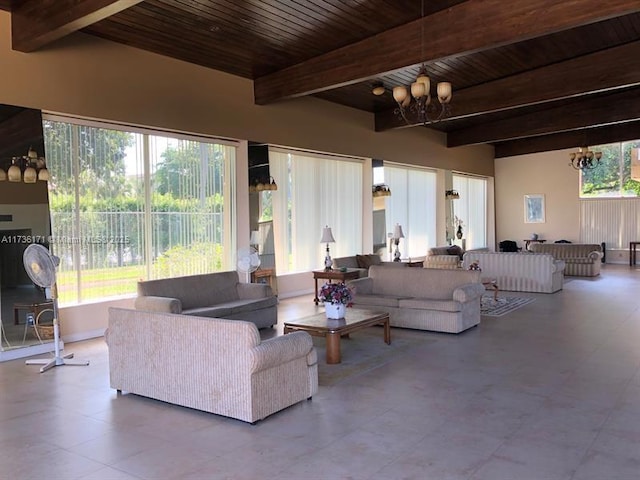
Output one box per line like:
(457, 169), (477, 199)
(318, 282), (353, 305)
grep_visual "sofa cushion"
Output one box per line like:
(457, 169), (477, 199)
(447, 245), (464, 260)
(348, 294), (405, 308)
(356, 254), (382, 268)
(184, 296), (277, 318)
(399, 298), (462, 312)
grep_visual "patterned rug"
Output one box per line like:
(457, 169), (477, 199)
(481, 294), (535, 317)
(313, 326), (432, 387)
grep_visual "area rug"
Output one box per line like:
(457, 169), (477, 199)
(481, 294), (535, 317)
(313, 327), (432, 387)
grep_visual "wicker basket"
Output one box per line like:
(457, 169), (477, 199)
(35, 325), (55, 340)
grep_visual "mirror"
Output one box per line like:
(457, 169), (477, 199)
(0, 103), (53, 353)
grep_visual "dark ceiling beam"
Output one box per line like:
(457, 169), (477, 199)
(376, 41), (640, 131)
(494, 121), (640, 158)
(0, 109), (44, 159)
(254, 0), (640, 105)
(447, 88), (640, 147)
(11, 0), (144, 52)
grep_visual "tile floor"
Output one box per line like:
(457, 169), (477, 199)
(1, 265), (639, 479)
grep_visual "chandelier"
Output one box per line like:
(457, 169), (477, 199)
(391, 0), (452, 126)
(0, 146), (49, 183)
(372, 183), (391, 197)
(248, 176), (278, 193)
(569, 146), (602, 171)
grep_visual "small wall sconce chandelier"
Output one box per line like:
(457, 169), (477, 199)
(0, 147), (49, 183)
(445, 189), (460, 200)
(372, 183), (391, 197)
(249, 176), (278, 193)
(569, 146), (602, 171)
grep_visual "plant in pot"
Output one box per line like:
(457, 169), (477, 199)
(318, 282), (353, 319)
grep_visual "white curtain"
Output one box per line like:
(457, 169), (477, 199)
(270, 149), (363, 274)
(385, 165), (437, 258)
(453, 175), (487, 250)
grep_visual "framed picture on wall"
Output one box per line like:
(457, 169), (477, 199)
(524, 194), (545, 223)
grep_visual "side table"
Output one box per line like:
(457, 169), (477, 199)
(312, 269), (360, 305)
(251, 268), (277, 295)
(630, 242), (640, 266)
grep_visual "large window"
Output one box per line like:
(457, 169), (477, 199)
(44, 118), (236, 304)
(580, 141), (640, 197)
(453, 174), (487, 250)
(269, 149), (363, 274)
(384, 164), (436, 258)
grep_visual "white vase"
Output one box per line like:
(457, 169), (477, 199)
(325, 303), (346, 319)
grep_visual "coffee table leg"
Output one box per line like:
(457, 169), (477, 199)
(384, 319), (391, 345)
(326, 333), (341, 364)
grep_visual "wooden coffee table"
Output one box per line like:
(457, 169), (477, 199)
(284, 309), (390, 364)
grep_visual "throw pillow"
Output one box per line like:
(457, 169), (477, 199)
(356, 254), (382, 268)
(447, 245), (464, 260)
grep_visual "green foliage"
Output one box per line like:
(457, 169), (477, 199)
(152, 242), (224, 278)
(581, 141), (640, 197)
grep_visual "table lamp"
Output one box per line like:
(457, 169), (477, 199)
(393, 224), (404, 262)
(320, 225), (336, 271)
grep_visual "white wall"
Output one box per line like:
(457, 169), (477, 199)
(495, 149), (580, 250)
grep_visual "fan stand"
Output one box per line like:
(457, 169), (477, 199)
(25, 288), (89, 373)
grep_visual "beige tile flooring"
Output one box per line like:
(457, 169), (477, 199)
(1, 265), (640, 479)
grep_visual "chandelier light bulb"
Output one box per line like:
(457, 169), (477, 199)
(392, 86), (408, 104)
(411, 81), (425, 99)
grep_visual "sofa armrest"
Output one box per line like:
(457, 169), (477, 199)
(348, 277), (373, 295)
(237, 282), (273, 300)
(588, 251), (604, 262)
(249, 331), (314, 373)
(453, 283), (486, 302)
(134, 295), (182, 314)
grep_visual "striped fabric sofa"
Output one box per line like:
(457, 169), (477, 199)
(529, 243), (603, 276)
(348, 266), (485, 333)
(462, 252), (565, 293)
(107, 308), (318, 424)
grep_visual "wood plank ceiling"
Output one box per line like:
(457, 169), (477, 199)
(5, 0), (640, 157)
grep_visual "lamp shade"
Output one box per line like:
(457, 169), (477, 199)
(8, 162), (21, 182)
(0, 169), (6, 181)
(393, 224), (405, 239)
(250, 230), (260, 246)
(320, 226), (335, 243)
(23, 165), (37, 183)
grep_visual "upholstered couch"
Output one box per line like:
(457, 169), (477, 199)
(134, 271), (277, 329)
(424, 245), (490, 269)
(529, 243), (603, 276)
(333, 254), (410, 278)
(347, 265), (485, 333)
(462, 251), (565, 293)
(106, 308), (318, 424)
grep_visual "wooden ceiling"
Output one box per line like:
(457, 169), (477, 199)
(4, 0), (640, 157)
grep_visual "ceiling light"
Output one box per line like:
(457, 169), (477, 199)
(371, 83), (385, 96)
(0, 147), (49, 183)
(569, 146), (602, 171)
(372, 184), (391, 197)
(390, 0), (452, 126)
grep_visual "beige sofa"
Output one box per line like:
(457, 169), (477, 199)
(134, 271), (277, 329)
(333, 254), (410, 278)
(107, 308), (318, 424)
(347, 266), (485, 333)
(424, 246), (490, 269)
(529, 243), (603, 276)
(462, 251), (565, 293)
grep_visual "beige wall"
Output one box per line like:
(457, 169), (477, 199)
(495, 149), (580, 249)
(0, 11), (495, 343)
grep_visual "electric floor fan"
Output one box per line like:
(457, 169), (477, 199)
(23, 243), (89, 373)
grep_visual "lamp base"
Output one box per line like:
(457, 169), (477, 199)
(324, 255), (333, 271)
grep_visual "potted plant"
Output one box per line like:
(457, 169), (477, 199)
(318, 282), (353, 319)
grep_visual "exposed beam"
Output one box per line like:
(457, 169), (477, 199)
(0, 109), (44, 160)
(376, 41), (640, 131)
(11, 0), (143, 52)
(447, 88), (640, 147)
(254, 0), (640, 105)
(494, 121), (640, 157)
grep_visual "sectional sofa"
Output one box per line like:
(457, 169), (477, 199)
(348, 265), (485, 333)
(107, 308), (318, 423)
(529, 243), (603, 276)
(134, 271), (277, 329)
